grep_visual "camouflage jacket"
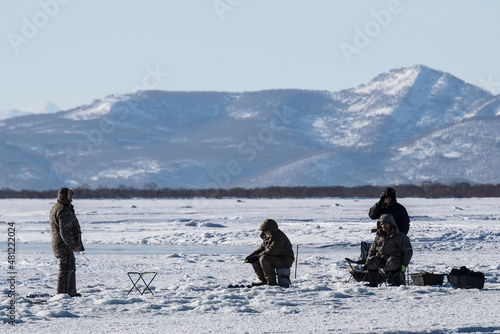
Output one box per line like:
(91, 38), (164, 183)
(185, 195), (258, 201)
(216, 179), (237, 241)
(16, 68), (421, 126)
(50, 199), (84, 257)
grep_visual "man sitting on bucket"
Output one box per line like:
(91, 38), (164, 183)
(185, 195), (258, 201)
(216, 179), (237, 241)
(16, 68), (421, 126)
(366, 214), (413, 287)
(245, 219), (294, 287)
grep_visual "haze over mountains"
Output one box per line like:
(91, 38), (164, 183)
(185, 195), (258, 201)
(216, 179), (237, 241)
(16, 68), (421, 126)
(0, 101), (61, 121)
(1, 65), (499, 191)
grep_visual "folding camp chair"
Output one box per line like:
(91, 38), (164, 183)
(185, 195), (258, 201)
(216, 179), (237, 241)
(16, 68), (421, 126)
(345, 242), (372, 282)
(346, 242), (408, 285)
(127, 271), (157, 295)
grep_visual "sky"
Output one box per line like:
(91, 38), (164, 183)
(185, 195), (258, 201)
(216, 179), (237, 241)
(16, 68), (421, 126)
(1, 0), (500, 112)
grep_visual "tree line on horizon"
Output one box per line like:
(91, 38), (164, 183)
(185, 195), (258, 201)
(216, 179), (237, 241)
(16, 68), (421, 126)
(1, 182), (500, 199)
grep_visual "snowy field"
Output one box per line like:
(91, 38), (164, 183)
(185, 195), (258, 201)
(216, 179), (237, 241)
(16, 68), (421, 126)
(1, 197), (499, 333)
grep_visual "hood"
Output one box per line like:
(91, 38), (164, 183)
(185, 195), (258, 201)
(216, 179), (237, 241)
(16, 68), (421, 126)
(57, 187), (73, 205)
(259, 219), (279, 233)
(377, 213), (399, 234)
(380, 187), (397, 202)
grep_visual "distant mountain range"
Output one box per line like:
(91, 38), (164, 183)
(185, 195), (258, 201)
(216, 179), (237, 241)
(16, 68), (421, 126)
(0, 101), (60, 121)
(1, 65), (499, 191)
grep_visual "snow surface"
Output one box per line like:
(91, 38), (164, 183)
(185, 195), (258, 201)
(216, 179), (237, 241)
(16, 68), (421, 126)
(1, 197), (499, 333)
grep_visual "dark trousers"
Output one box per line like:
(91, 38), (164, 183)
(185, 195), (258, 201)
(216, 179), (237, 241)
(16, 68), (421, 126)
(366, 256), (402, 286)
(366, 256), (400, 272)
(57, 252), (77, 296)
(251, 255), (287, 285)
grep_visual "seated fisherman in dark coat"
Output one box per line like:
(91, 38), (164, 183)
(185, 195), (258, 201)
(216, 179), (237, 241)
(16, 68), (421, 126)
(245, 219), (294, 286)
(366, 214), (413, 287)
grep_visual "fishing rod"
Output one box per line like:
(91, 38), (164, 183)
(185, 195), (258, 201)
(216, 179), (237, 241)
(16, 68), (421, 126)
(78, 251), (90, 262)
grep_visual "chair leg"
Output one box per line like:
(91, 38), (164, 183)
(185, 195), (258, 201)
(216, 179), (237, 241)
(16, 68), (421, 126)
(386, 270), (403, 286)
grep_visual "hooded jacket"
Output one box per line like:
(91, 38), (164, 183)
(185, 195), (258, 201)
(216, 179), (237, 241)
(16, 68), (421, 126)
(250, 219), (294, 268)
(50, 188), (85, 258)
(368, 187), (410, 235)
(367, 214), (413, 271)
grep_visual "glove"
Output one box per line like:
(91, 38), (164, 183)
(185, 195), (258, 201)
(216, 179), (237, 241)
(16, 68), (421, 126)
(380, 189), (389, 198)
(401, 265), (406, 272)
(244, 254), (259, 264)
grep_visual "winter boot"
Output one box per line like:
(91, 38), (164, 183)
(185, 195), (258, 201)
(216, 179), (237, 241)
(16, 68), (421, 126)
(368, 270), (379, 287)
(251, 280), (267, 286)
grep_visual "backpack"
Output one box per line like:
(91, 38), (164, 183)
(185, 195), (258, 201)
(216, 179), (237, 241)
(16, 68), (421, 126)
(448, 266), (485, 289)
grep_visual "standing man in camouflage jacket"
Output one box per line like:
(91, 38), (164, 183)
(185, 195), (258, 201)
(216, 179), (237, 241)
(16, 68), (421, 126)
(245, 219), (294, 286)
(50, 187), (85, 297)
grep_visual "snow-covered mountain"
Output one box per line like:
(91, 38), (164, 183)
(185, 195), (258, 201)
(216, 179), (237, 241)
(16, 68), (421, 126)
(1, 65), (498, 190)
(29, 100), (61, 114)
(0, 101), (61, 121)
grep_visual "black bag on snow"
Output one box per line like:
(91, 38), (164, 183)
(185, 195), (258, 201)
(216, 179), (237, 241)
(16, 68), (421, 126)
(448, 266), (485, 289)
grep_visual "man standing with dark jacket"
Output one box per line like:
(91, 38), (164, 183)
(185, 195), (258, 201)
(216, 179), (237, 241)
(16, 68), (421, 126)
(245, 219), (294, 286)
(50, 187), (85, 297)
(369, 187), (410, 235)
